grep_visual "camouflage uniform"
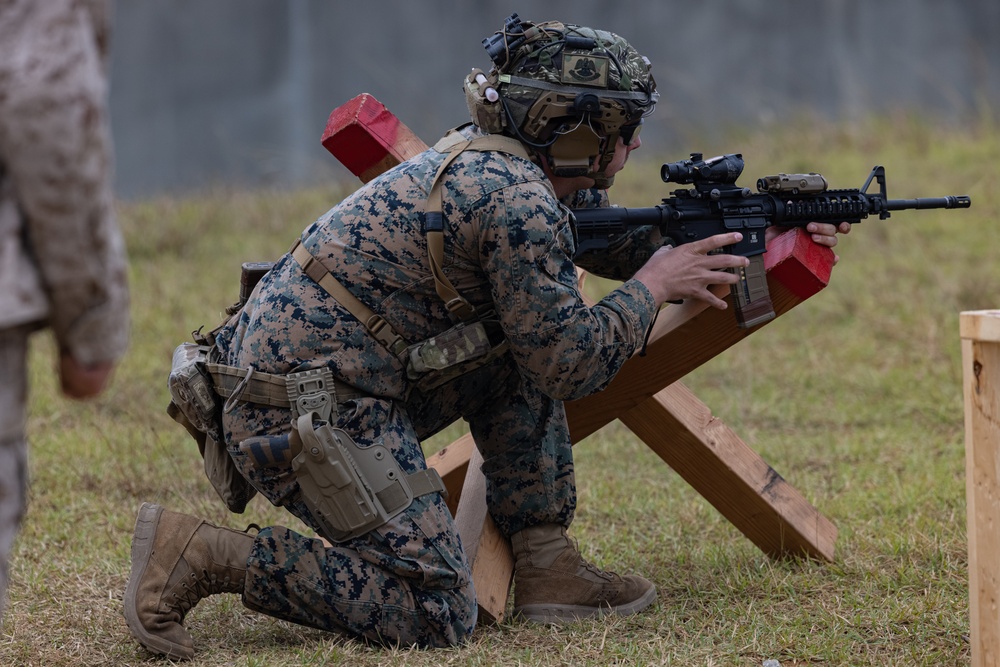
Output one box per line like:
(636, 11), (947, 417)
(0, 0), (128, 619)
(215, 125), (661, 646)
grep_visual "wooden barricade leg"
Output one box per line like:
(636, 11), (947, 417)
(453, 445), (514, 624)
(960, 310), (1000, 667)
(322, 95), (516, 621)
(621, 384), (836, 559)
(322, 93), (427, 183)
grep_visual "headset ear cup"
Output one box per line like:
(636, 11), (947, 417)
(548, 125), (601, 177)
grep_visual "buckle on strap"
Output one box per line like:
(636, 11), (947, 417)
(290, 241), (325, 285)
(286, 368), (336, 422)
(444, 297), (477, 321)
(222, 367), (255, 414)
(367, 315), (409, 357)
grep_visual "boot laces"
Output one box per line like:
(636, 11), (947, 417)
(166, 569), (236, 619)
(568, 550), (632, 605)
(579, 555), (617, 582)
(566, 538), (616, 582)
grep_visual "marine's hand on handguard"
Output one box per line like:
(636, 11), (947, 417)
(766, 221), (851, 265)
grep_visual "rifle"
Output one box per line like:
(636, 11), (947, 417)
(571, 152), (972, 328)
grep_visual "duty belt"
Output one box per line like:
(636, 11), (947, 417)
(205, 362), (365, 422)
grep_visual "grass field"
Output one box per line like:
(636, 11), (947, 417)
(1, 115), (996, 666)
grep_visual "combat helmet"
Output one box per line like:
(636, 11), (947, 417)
(465, 12), (658, 187)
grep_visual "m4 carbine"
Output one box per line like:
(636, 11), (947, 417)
(571, 152), (972, 328)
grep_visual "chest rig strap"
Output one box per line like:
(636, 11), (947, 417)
(425, 132), (531, 321)
(290, 240), (409, 358)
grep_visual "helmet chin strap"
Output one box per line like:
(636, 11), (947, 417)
(588, 132), (622, 188)
(549, 153), (615, 190)
(590, 172), (615, 189)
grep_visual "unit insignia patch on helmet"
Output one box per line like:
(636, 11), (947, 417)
(562, 54), (608, 87)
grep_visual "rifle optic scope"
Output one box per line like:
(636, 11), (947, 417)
(661, 152), (745, 185)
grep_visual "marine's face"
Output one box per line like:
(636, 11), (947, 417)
(601, 133), (641, 179)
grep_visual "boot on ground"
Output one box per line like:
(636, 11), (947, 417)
(123, 502), (255, 660)
(511, 523), (656, 624)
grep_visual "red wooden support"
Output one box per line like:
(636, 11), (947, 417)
(321, 93), (427, 183)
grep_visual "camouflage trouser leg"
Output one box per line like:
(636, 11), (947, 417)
(224, 398), (475, 648)
(0, 326), (31, 622)
(406, 354), (576, 537)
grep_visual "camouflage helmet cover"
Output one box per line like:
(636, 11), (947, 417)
(466, 13), (658, 186)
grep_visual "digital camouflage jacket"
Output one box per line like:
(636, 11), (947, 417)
(219, 125), (662, 403)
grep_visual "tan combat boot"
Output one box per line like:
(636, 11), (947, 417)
(123, 502), (255, 660)
(511, 523), (656, 624)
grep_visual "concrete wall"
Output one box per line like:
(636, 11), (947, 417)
(108, 1), (1000, 198)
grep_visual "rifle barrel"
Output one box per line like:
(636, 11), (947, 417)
(884, 195), (971, 211)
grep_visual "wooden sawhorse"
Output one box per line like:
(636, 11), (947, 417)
(323, 94), (838, 623)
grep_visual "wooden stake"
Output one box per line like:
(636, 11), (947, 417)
(961, 309), (1000, 667)
(453, 446), (513, 624)
(621, 383), (836, 560)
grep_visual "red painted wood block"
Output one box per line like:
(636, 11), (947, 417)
(765, 227), (835, 299)
(321, 93), (426, 183)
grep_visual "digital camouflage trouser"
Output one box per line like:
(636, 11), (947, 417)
(0, 325), (31, 622)
(223, 352), (576, 647)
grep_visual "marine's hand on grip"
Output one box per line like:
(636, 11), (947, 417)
(633, 232), (750, 310)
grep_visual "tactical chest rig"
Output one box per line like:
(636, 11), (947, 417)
(167, 131), (528, 542)
(290, 130), (528, 389)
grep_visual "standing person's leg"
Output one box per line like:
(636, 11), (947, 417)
(0, 325), (31, 622)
